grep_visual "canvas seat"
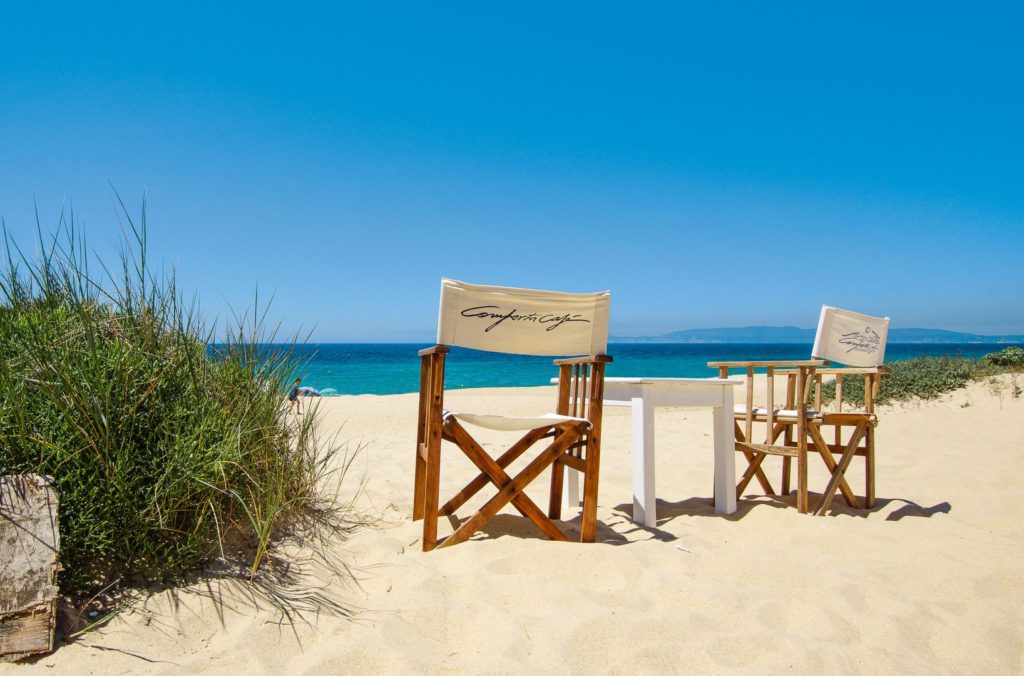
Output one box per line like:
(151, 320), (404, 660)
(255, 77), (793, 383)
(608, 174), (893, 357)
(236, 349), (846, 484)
(447, 411), (590, 432)
(709, 305), (890, 515)
(413, 278), (612, 551)
(733, 405), (823, 420)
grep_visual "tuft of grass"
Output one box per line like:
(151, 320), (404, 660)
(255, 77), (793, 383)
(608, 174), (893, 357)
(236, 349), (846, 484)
(820, 352), (1022, 407)
(983, 346), (1024, 369)
(0, 199), (346, 601)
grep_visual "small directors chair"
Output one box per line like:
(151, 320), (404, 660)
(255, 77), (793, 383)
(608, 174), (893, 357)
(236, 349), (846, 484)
(709, 306), (890, 515)
(413, 278), (612, 550)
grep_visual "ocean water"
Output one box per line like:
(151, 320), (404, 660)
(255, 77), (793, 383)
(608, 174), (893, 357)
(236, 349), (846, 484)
(286, 343), (1021, 396)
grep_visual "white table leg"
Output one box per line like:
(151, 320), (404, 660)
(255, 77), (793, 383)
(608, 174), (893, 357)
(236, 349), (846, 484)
(632, 394), (657, 527)
(563, 464), (580, 509)
(713, 386), (737, 514)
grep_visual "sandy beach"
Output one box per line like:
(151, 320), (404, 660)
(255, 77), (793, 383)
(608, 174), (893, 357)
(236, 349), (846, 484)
(10, 376), (1024, 674)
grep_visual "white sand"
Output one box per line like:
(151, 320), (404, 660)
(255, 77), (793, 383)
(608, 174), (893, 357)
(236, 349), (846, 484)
(13, 376), (1024, 674)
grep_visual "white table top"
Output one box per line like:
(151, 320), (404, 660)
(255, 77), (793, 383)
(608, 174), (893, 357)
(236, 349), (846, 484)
(603, 376), (743, 385)
(550, 376), (742, 386)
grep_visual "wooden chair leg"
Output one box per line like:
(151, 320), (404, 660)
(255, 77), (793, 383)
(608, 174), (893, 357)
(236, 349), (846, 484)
(549, 459), (564, 520)
(816, 421), (869, 515)
(796, 446), (808, 513)
(421, 431), (442, 551)
(414, 362), (429, 522)
(782, 416), (794, 496)
(808, 425), (860, 509)
(413, 442), (426, 522)
(865, 426), (876, 508)
(580, 437), (601, 543)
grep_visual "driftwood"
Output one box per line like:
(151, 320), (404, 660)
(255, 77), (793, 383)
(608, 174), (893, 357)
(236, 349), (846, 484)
(1, 475), (60, 662)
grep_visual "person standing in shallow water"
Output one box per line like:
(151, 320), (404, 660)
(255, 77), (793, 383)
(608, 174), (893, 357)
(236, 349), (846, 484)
(289, 377), (302, 415)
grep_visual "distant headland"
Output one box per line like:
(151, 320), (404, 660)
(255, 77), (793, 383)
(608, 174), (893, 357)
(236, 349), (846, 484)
(609, 326), (1024, 344)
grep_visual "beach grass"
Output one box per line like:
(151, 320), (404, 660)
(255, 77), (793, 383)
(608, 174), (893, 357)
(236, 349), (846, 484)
(0, 201), (344, 601)
(821, 349), (1023, 407)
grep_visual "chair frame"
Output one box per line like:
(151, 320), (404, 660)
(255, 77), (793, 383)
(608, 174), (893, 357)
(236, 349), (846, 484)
(709, 360), (823, 513)
(709, 360), (886, 515)
(414, 345), (611, 551)
(779, 366), (888, 514)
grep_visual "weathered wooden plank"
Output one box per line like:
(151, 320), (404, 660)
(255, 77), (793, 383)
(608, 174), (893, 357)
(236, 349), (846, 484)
(1, 474), (60, 662)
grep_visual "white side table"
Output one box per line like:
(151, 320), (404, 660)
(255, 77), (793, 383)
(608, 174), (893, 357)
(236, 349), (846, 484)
(559, 377), (741, 526)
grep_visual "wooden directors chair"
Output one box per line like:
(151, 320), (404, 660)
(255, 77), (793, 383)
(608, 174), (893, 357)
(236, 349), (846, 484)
(413, 278), (612, 550)
(709, 306), (890, 515)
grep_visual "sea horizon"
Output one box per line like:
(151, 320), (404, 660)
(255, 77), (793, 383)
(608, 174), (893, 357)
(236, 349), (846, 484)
(264, 342), (1023, 396)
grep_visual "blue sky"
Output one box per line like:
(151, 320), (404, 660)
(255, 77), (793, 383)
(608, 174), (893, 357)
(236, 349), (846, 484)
(2, 2), (1021, 340)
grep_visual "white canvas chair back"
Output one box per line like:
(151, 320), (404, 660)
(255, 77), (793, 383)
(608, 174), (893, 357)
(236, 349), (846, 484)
(437, 278), (610, 356)
(812, 305), (890, 367)
(414, 278), (613, 549)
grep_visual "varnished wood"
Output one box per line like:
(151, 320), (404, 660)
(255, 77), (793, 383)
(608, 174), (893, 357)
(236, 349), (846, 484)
(553, 354), (613, 365)
(734, 423), (775, 494)
(712, 360), (833, 513)
(865, 425), (876, 507)
(758, 365), (885, 514)
(807, 424), (861, 508)
(707, 359), (826, 368)
(440, 424), (588, 548)
(421, 351), (446, 550)
(440, 425), (550, 516)
(413, 354), (430, 521)
(548, 457), (565, 520)
(415, 343), (612, 550)
(580, 361), (606, 542)
(795, 366), (809, 512)
(744, 366), (754, 453)
(556, 365), (571, 415)
(558, 454), (588, 473)
(444, 420), (568, 542)
(815, 421), (869, 515)
(776, 366), (888, 376)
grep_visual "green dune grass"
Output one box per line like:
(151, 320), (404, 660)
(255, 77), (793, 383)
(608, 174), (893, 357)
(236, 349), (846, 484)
(0, 203), (342, 600)
(821, 347), (1024, 407)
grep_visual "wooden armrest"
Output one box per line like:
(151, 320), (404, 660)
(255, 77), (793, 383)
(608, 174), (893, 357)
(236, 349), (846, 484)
(707, 359), (826, 369)
(553, 354), (613, 366)
(778, 366), (889, 376)
(418, 345), (451, 357)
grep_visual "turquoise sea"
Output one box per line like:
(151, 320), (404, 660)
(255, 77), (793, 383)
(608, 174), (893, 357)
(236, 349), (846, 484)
(286, 343), (1022, 396)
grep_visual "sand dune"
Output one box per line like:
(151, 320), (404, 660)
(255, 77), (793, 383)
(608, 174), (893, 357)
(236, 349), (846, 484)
(14, 376), (1024, 674)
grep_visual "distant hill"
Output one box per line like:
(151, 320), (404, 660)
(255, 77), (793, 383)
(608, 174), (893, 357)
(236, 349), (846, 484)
(610, 326), (1024, 344)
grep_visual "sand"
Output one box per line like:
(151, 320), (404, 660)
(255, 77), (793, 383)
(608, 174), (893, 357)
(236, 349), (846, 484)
(9, 376), (1024, 674)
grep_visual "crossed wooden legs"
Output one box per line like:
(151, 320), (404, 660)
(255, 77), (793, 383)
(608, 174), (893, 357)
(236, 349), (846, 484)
(737, 419), (874, 515)
(414, 417), (596, 551)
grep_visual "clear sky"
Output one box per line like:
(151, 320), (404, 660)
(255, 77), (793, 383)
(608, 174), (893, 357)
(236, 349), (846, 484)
(2, 2), (1022, 341)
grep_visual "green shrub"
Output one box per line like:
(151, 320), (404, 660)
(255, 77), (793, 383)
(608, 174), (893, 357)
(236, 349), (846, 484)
(821, 356), (998, 406)
(0, 206), (336, 599)
(983, 346), (1024, 369)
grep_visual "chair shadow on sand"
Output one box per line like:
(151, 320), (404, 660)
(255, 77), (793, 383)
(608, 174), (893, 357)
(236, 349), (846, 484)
(454, 513), (630, 545)
(442, 494), (952, 546)
(609, 494), (953, 533)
